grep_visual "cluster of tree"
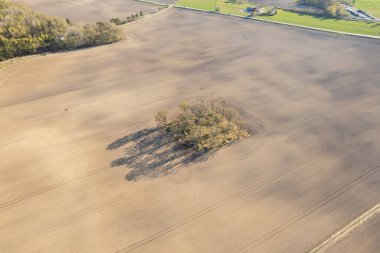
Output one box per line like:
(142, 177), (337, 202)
(155, 102), (249, 151)
(0, 0), (124, 61)
(56, 21), (125, 50)
(110, 11), (144, 25)
(300, 0), (347, 18)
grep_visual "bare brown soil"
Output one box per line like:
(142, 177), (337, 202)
(15, 0), (161, 23)
(1, 7), (380, 253)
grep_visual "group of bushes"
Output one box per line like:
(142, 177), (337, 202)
(155, 102), (249, 152)
(0, 0), (125, 61)
(299, 0), (348, 18)
(55, 22), (124, 50)
(110, 11), (144, 25)
(256, 6), (277, 16)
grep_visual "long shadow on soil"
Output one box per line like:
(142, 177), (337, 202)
(107, 128), (214, 181)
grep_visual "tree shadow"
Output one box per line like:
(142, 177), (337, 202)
(107, 128), (214, 181)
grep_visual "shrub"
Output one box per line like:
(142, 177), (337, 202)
(256, 6), (277, 16)
(155, 111), (168, 128)
(156, 102), (249, 151)
(110, 17), (125, 25)
(110, 12), (145, 25)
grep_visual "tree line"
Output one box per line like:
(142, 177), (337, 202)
(0, 0), (125, 61)
(110, 11), (144, 25)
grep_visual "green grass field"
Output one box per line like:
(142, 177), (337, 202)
(355, 0), (380, 19)
(175, 0), (380, 36)
(259, 9), (380, 36)
(176, 0), (216, 11)
(176, 0), (255, 15)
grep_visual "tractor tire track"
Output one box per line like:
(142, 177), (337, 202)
(113, 125), (378, 253)
(0, 166), (108, 209)
(2, 186), (156, 252)
(2, 92), (378, 251)
(239, 166), (380, 253)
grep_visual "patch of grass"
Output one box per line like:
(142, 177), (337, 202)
(176, 0), (215, 11)
(176, 0), (255, 16)
(258, 9), (380, 36)
(156, 102), (249, 151)
(355, 0), (380, 19)
(217, 2), (255, 16)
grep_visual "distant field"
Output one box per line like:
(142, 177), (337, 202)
(15, 0), (161, 23)
(355, 0), (380, 19)
(175, 0), (380, 36)
(176, 0), (255, 14)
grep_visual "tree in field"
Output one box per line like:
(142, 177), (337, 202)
(155, 111), (168, 128)
(155, 102), (249, 151)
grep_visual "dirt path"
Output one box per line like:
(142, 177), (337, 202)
(310, 204), (380, 252)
